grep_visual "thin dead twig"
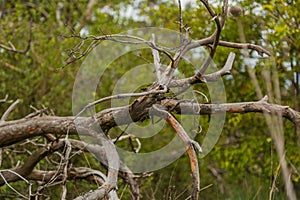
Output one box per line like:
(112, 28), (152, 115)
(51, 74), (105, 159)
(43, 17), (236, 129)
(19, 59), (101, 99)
(151, 34), (162, 81)
(178, 0), (183, 42)
(64, 33), (174, 66)
(0, 94), (10, 103)
(75, 85), (167, 118)
(60, 139), (72, 200)
(169, 52), (235, 88)
(0, 171), (29, 199)
(0, 99), (20, 122)
(219, 40), (271, 56)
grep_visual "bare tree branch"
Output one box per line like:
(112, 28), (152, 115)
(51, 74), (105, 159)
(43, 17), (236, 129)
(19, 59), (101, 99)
(169, 52), (235, 88)
(161, 97), (300, 127)
(178, 0), (183, 42)
(29, 168), (106, 184)
(0, 170), (30, 199)
(218, 40), (271, 56)
(75, 85), (167, 118)
(1, 97), (299, 150)
(151, 104), (201, 200)
(0, 94), (9, 103)
(198, 0), (228, 75)
(151, 34), (162, 81)
(0, 99), (20, 122)
(60, 139), (72, 200)
(1, 1), (291, 199)
(63, 33), (174, 66)
(67, 137), (140, 200)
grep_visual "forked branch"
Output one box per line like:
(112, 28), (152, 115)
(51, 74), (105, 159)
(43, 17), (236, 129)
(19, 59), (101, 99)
(63, 33), (174, 66)
(169, 52), (235, 88)
(198, 0), (228, 75)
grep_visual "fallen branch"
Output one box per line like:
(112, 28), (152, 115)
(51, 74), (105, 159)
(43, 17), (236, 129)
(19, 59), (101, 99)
(1, 97), (299, 149)
(151, 104), (201, 200)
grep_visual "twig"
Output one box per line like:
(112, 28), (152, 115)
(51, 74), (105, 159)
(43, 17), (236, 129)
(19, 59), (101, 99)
(178, 0), (183, 42)
(64, 33), (174, 66)
(135, 137), (141, 153)
(182, 37), (270, 71)
(194, 91), (209, 103)
(199, 183), (213, 192)
(75, 85), (167, 118)
(151, 34), (162, 81)
(0, 94), (9, 103)
(169, 52), (235, 88)
(198, 0), (228, 75)
(201, 51), (235, 81)
(1, 99), (20, 122)
(0, 149), (2, 167)
(60, 139), (72, 200)
(0, 171), (29, 199)
(2, 62), (25, 74)
(74, 129), (119, 200)
(219, 40), (271, 56)
(90, 34), (171, 58)
(114, 124), (130, 144)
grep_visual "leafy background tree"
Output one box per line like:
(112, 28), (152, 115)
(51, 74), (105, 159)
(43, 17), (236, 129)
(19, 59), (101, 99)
(0, 0), (299, 199)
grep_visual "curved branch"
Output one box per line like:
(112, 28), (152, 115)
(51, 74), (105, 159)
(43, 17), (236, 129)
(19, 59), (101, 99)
(198, 0), (228, 75)
(69, 138), (140, 200)
(183, 37), (270, 59)
(151, 105), (201, 200)
(169, 52), (235, 87)
(73, 128), (119, 200)
(75, 85), (167, 118)
(28, 167), (119, 199)
(219, 40), (271, 56)
(28, 167), (105, 184)
(200, 0), (221, 31)
(0, 99), (20, 122)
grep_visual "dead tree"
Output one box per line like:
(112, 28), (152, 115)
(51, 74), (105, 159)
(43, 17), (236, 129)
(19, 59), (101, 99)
(0, 1), (299, 200)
